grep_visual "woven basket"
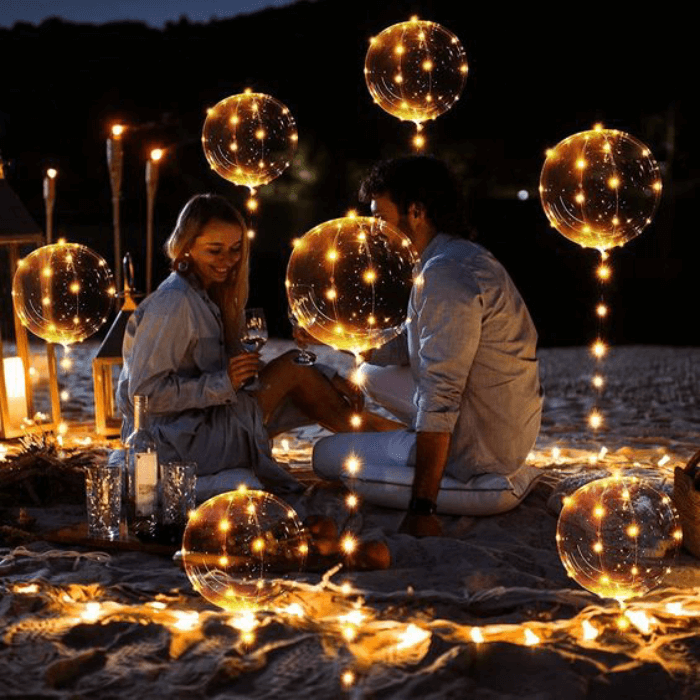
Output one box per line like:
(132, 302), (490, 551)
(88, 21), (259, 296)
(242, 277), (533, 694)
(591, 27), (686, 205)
(673, 449), (700, 559)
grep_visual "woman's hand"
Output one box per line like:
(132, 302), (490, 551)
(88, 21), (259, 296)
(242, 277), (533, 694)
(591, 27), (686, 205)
(228, 352), (262, 391)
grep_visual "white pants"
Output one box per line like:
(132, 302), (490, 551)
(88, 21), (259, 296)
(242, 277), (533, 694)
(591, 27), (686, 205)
(313, 364), (541, 516)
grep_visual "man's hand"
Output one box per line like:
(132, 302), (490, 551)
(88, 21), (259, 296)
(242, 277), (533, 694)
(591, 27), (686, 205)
(398, 512), (442, 537)
(227, 352), (261, 390)
(397, 431), (451, 537)
(331, 373), (365, 413)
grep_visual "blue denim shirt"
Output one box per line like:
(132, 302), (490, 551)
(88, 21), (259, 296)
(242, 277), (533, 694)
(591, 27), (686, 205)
(372, 234), (542, 480)
(116, 272), (299, 490)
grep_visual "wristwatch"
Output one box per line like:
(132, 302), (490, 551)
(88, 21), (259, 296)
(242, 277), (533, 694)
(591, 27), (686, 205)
(407, 496), (437, 516)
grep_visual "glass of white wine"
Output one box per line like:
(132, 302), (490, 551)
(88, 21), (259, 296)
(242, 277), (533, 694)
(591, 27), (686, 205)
(242, 308), (268, 353)
(288, 306), (317, 366)
(241, 308), (268, 388)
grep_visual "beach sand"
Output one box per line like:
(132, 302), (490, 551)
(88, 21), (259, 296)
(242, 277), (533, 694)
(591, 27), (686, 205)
(1, 341), (699, 698)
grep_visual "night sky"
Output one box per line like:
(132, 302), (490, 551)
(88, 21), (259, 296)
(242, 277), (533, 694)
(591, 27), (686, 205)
(0, 0), (295, 27)
(1, 1), (697, 345)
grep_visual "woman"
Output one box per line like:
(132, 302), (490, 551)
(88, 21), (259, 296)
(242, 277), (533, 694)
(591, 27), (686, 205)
(117, 194), (398, 494)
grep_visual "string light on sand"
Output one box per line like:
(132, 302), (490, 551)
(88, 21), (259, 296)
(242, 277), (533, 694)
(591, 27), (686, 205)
(365, 17), (468, 149)
(202, 90), (297, 240)
(341, 669), (356, 688)
(182, 489), (308, 611)
(286, 216), (418, 358)
(581, 620), (599, 641)
(523, 628), (541, 646)
(344, 455), (362, 477)
(10, 558), (700, 688)
(556, 476), (681, 601)
(341, 533), (358, 556)
(540, 126), (661, 434)
(12, 242), (116, 346)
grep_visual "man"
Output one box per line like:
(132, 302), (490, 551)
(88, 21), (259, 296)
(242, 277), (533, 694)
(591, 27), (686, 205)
(313, 156), (543, 536)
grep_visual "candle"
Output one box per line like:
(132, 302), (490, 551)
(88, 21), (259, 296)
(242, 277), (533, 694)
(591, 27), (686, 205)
(3, 357), (27, 427)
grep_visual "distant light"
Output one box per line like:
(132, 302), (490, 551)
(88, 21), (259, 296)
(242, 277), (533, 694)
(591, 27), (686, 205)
(517, 190), (529, 201)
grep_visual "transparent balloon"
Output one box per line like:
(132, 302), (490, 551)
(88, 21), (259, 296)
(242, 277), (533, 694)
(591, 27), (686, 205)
(12, 242), (116, 346)
(286, 216), (418, 356)
(540, 128), (661, 250)
(202, 91), (297, 189)
(365, 18), (468, 124)
(557, 475), (681, 601)
(182, 489), (308, 611)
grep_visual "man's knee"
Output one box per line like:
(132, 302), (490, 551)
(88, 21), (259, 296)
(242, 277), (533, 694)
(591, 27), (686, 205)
(312, 435), (344, 481)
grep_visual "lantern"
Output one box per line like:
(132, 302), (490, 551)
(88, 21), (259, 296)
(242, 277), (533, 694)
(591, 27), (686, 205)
(92, 254), (136, 436)
(0, 161), (61, 438)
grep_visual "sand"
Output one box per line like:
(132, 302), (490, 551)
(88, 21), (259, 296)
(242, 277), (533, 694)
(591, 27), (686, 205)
(1, 341), (700, 699)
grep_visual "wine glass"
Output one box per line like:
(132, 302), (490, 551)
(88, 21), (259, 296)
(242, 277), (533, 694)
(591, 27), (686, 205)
(241, 308), (267, 389)
(288, 307), (317, 366)
(242, 308), (268, 353)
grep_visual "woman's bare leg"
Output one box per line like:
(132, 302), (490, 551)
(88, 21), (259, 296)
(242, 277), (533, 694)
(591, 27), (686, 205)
(255, 351), (402, 435)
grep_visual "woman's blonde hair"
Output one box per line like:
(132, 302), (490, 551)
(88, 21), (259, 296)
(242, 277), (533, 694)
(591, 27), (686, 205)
(165, 194), (249, 349)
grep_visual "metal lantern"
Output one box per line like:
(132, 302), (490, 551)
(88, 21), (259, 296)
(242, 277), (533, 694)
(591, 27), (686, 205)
(0, 160), (61, 438)
(93, 254), (136, 436)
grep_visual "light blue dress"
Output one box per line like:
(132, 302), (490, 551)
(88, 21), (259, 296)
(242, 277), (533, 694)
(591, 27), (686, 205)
(116, 271), (300, 492)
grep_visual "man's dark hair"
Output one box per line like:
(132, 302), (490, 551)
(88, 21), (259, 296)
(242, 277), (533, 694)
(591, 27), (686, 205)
(359, 156), (469, 238)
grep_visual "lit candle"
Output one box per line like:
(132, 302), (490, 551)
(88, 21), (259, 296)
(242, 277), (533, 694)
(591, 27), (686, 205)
(3, 357), (27, 427)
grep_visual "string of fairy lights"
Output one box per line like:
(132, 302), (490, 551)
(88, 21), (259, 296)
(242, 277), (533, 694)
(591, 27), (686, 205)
(4, 551), (700, 692)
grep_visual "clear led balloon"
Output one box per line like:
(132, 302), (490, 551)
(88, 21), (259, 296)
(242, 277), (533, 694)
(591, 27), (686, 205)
(286, 216), (418, 356)
(182, 489), (308, 611)
(556, 476), (681, 601)
(540, 128), (661, 250)
(12, 242), (116, 346)
(365, 18), (468, 125)
(202, 91), (297, 189)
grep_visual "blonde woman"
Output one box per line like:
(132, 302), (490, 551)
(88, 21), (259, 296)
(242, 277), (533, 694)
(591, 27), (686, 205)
(117, 194), (398, 493)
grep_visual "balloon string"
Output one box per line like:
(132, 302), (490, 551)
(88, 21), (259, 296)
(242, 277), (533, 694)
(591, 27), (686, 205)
(590, 250), (611, 432)
(246, 189), (258, 240)
(412, 123), (426, 151)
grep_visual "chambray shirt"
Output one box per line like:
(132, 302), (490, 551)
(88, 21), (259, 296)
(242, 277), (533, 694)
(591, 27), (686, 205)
(116, 272), (299, 490)
(371, 234), (542, 481)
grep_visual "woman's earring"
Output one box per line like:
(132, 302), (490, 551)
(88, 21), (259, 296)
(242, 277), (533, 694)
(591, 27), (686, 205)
(177, 253), (191, 272)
